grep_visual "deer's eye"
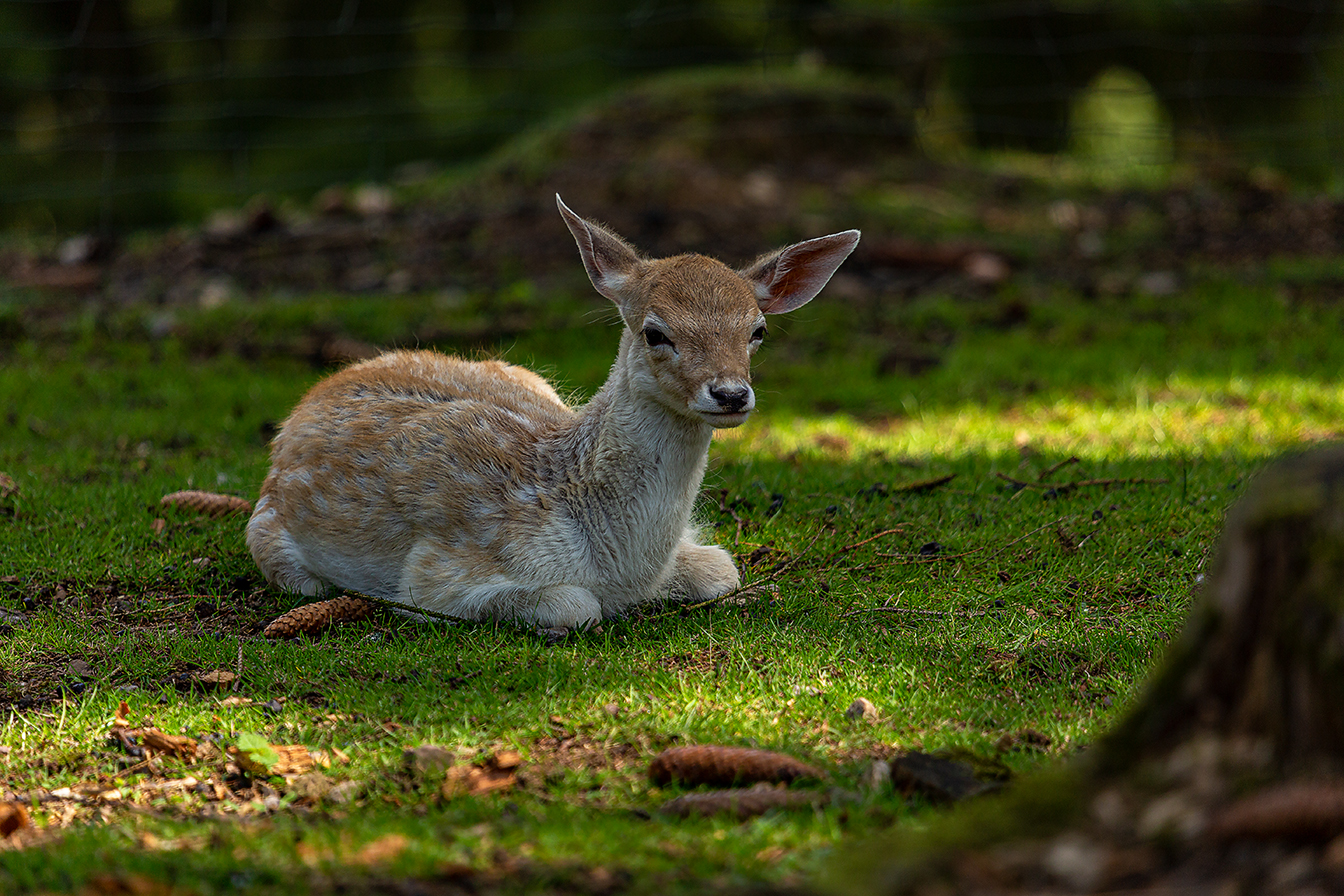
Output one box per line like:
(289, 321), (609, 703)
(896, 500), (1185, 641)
(751, 325), (767, 342)
(643, 326), (674, 349)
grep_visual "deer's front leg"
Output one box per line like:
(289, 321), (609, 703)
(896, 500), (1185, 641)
(666, 536), (740, 602)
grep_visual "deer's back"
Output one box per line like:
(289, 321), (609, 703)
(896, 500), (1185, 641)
(261, 350), (573, 543)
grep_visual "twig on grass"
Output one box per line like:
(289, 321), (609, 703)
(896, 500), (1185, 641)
(1037, 456), (1081, 480)
(996, 472), (1170, 494)
(877, 517), (1067, 563)
(891, 474), (956, 494)
(841, 605), (988, 620)
(715, 489), (746, 546)
(815, 527), (906, 565)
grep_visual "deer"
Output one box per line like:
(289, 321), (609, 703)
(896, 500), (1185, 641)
(246, 196), (860, 631)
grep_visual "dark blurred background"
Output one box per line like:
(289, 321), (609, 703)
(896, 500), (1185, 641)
(1, 0), (1340, 232)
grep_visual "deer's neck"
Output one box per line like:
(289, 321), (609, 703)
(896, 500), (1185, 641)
(554, 334), (712, 525)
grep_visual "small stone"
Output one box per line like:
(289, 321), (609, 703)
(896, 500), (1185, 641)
(845, 698), (878, 722)
(66, 659), (96, 680)
(1137, 790), (1206, 841)
(288, 771), (333, 802)
(325, 780), (363, 804)
(860, 759), (891, 792)
(1043, 833), (1109, 892)
(1090, 788), (1133, 835)
(602, 703), (621, 717)
(58, 235), (99, 266)
(1136, 270), (1179, 297)
(403, 745), (455, 778)
(962, 251), (1010, 285)
(352, 184), (395, 217)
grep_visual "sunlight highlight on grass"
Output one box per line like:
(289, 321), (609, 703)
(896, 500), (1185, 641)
(719, 372), (1344, 462)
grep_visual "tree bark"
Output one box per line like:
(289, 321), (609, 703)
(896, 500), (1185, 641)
(842, 443), (1344, 895)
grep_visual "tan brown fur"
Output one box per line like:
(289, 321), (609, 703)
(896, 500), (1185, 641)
(246, 196), (858, 629)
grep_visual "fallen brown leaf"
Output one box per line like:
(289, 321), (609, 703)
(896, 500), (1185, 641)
(80, 872), (181, 896)
(272, 744), (315, 776)
(227, 742), (314, 777)
(0, 802), (29, 839)
(137, 729), (199, 762)
(442, 752), (523, 798)
(353, 833), (409, 866)
(193, 669), (237, 690)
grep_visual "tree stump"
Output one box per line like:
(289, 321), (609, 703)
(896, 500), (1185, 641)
(840, 444), (1344, 895)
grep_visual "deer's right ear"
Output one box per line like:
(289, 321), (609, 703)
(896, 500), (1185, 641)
(557, 195), (642, 303)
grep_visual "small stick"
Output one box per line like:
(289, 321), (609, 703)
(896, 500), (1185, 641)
(1037, 456), (1081, 481)
(878, 517), (1065, 562)
(818, 527), (906, 563)
(842, 606), (987, 619)
(891, 474), (956, 494)
(716, 489), (746, 547)
(997, 472), (1169, 493)
(348, 590), (468, 625)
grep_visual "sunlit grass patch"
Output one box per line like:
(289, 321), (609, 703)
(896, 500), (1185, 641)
(719, 368), (1344, 465)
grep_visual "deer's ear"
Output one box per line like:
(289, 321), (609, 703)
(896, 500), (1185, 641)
(557, 195), (642, 302)
(742, 230), (860, 314)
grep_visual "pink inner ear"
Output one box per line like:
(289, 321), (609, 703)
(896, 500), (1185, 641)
(757, 231), (860, 314)
(763, 245), (837, 311)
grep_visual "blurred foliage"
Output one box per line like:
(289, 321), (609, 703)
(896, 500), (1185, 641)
(1, 0), (1342, 231)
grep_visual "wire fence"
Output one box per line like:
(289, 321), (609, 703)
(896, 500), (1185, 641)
(2, 0), (1341, 231)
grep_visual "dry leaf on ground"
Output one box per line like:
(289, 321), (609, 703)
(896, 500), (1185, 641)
(137, 730), (199, 762)
(109, 702), (199, 762)
(0, 802), (29, 839)
(353, 833), (410, 866)
(442, 751), (523, 798)
(228, 743), (314, 777)
(193, 669), (237, 690)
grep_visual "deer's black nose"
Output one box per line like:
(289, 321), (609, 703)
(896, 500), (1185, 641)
(709, 385), (751, 413)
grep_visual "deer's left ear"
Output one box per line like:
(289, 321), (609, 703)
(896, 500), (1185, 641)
(557, 194), (643, 304)
(742, 230), (860, 314)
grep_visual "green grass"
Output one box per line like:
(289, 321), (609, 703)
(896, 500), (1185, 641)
(0, 264), (1339, 893)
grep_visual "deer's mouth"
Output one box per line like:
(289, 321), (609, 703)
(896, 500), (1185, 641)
(700, 410), (751, 428)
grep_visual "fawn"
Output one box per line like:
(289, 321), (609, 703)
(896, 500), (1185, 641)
(247, 196), (859, 629)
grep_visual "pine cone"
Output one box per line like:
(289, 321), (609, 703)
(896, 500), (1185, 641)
(648, 745), (823, 787)
(264, 596), (374, 639)
(160, 490), (253, 517)
(659, 786), (825, 820)
(1209, 780), (1344, 843)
